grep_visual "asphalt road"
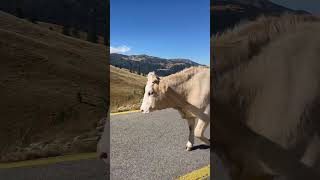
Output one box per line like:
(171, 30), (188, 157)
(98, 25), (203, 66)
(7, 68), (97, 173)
(111, 108), (210, 180)
(0, 108), (210, 180)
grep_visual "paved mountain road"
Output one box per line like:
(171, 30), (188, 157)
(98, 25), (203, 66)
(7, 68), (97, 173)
(111, 109), (210, 179)
(0, 109), (210, 180)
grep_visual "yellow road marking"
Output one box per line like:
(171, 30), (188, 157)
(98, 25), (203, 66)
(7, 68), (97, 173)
(110, 110), (140, 116)
(176, 165), (210, 180)
(0, 152), (97, 169)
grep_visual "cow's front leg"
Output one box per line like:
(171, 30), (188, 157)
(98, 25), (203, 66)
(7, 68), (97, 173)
(186, 118), (195, 151)
(194, 118), (210, 145)
(194, 105), (210, 145)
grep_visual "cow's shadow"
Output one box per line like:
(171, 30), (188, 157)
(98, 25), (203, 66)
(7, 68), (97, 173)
(191, 144), (210, 151)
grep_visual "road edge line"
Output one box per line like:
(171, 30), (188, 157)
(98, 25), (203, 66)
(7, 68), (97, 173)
(176, 164), (210, 180)
(110, 110), (140, 116)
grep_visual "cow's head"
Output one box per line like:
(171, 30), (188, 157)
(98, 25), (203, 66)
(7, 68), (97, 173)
(140, 72), (168, 113)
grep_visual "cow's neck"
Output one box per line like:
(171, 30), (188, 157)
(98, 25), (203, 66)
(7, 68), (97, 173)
(165, 87), (210, 122)
(159, 73), (206, 118)
(160, 72), (194, 99)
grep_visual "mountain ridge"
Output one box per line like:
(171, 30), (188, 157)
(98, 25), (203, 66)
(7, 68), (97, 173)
(212, 0), (311, 34)
(110, 53), (203, 77)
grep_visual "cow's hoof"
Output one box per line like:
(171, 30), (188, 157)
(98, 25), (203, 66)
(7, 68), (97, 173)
(186, 141), (193, 151)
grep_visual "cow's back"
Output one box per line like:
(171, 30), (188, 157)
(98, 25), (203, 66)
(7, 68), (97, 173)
(239, 23), (320, 148)
(185, 68), (210, 110)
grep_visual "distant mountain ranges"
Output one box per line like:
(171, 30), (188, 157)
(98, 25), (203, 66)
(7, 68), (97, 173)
(211, 0), (311, 34)
(110, 53), (203, 77)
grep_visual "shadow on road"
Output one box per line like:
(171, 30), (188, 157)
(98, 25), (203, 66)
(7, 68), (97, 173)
(191, 144), (210, 151)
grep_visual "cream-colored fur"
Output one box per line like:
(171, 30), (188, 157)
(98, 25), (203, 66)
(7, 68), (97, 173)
(140, 67), (210, 150)
(212, 14), (320, 180)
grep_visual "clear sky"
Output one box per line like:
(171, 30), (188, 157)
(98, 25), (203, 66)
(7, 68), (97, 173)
(110, 0), (210, 65)
(270, 0), (320, 15)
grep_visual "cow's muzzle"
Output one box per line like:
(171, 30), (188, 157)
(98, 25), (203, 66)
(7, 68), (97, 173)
(99, 152), (108, 159)
(140, 109), (150, 113)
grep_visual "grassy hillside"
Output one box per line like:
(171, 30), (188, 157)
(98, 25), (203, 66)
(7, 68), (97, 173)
(110, 66), (146, 112)
(37, 21), (105, 45)
(0, 11), (108, 162)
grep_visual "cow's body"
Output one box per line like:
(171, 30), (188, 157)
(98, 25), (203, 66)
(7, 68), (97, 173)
(140, 67), (210, 150)
(212, 15), (320, 179)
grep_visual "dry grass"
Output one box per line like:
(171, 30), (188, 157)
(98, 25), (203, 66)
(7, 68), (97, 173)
(0, 11), (108, 162)
(37, 21), (105, 45)
(110, 66), (146, 113)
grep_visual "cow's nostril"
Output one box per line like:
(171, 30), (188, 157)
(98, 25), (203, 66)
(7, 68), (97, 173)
(100, 152), (108, 159)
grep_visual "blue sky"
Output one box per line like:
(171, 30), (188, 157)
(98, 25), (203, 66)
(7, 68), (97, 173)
(110, 0), (210, 65)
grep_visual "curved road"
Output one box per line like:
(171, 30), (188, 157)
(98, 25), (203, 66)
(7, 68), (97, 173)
(0, 109), (210, 180)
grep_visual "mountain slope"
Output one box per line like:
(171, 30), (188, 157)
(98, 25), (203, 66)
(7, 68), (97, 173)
(110, 53), (201, 77)
(211, 0), (311, 34)
(0, 11), (108, 162)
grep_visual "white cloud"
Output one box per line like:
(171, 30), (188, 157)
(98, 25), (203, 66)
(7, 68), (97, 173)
(110, 45), (131, 53)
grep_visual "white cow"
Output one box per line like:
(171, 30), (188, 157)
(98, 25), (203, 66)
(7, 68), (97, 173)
(212, 14), (320, 179)
(140, 67), (210, 151)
